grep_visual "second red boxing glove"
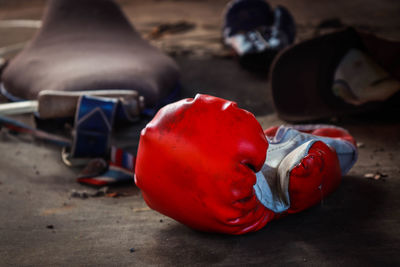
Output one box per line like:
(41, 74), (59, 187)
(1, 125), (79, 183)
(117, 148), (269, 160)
(257, 125), (357, 214)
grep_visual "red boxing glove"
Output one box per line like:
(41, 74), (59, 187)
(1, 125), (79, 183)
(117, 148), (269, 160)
(260, 124), (357, 214)
(135, 95), (358, 234)
(135, 94), (275, 234)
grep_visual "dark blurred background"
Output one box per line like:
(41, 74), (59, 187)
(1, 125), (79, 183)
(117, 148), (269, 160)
(1, 0), (400, 116)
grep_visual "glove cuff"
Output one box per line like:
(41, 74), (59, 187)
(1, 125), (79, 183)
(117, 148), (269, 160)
(254, 125), (356, 213)
(254, 140), (319, 213)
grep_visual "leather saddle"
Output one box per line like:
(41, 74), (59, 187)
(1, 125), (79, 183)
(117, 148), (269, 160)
(1, 0), (180, 109)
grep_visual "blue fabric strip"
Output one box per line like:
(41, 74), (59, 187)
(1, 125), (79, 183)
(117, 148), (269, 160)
(71, 95), (117, 158)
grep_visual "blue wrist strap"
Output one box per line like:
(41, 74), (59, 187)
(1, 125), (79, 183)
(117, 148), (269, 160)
(71, 95), (117, 158)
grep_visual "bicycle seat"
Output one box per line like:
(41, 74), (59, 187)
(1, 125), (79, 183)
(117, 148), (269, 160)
(1, 0), (180, 109)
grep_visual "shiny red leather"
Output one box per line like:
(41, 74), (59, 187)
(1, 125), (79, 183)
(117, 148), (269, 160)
(135, 94), (275, 234)
(286, 141), (341, 214)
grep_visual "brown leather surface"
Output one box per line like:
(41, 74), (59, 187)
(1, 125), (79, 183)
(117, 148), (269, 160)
(1, 0), (180, 108)
(270, 27), (400, 122)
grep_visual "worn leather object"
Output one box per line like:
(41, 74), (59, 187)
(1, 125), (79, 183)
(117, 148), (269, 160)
(1, 0), (179, 108)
